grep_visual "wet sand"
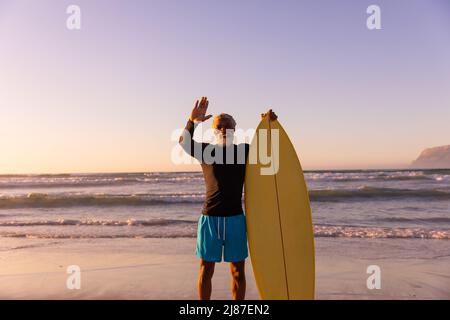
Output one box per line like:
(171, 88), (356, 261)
(0, 237), (449, 299)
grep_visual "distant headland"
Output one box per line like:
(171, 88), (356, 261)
(411, 145), (450, 169)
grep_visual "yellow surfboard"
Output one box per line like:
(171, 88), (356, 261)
(244, 114), (315, 300)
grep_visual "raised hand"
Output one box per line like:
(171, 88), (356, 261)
(190, 97), (212, 122)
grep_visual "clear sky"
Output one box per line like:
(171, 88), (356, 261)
(1, 0), (449, 173)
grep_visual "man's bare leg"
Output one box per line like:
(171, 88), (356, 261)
(230, 260), (246, 300)
(198, 260), (215, 300)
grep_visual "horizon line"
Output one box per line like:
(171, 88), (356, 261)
(2, 167), (449, 176)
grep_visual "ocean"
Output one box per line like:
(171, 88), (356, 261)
(0, 170), (449, 246)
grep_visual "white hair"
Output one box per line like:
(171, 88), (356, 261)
(212, 113), (236, 129)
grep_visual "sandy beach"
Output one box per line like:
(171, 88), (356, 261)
(1, 237), (448, 300)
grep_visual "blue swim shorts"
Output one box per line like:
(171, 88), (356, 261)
(196, 214), (248, 263)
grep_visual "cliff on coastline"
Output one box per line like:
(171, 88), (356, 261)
(411, 145), (450, 169)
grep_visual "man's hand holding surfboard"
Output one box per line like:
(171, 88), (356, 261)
(261, 109), (278, 121)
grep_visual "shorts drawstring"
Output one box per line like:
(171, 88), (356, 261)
(223, 217), (226, 241)
(217, 217), (226, 241)
(217, 218), (220, 240)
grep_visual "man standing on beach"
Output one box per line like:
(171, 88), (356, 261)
(179, 97), (276, 300)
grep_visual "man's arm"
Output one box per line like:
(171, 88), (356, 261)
(179, 97), (212, 161)
(179, 119), (208, 161)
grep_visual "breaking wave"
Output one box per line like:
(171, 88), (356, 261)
(0, 218), (196, 227)
(0, 173), (203, 189)
(1, 186), (449, 209)
(310, 187), (450, 201)
(0, 221), (448, 240)
(0, 192), (205, 209)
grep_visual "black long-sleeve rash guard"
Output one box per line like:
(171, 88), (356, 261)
(179, 119), (250, 217)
